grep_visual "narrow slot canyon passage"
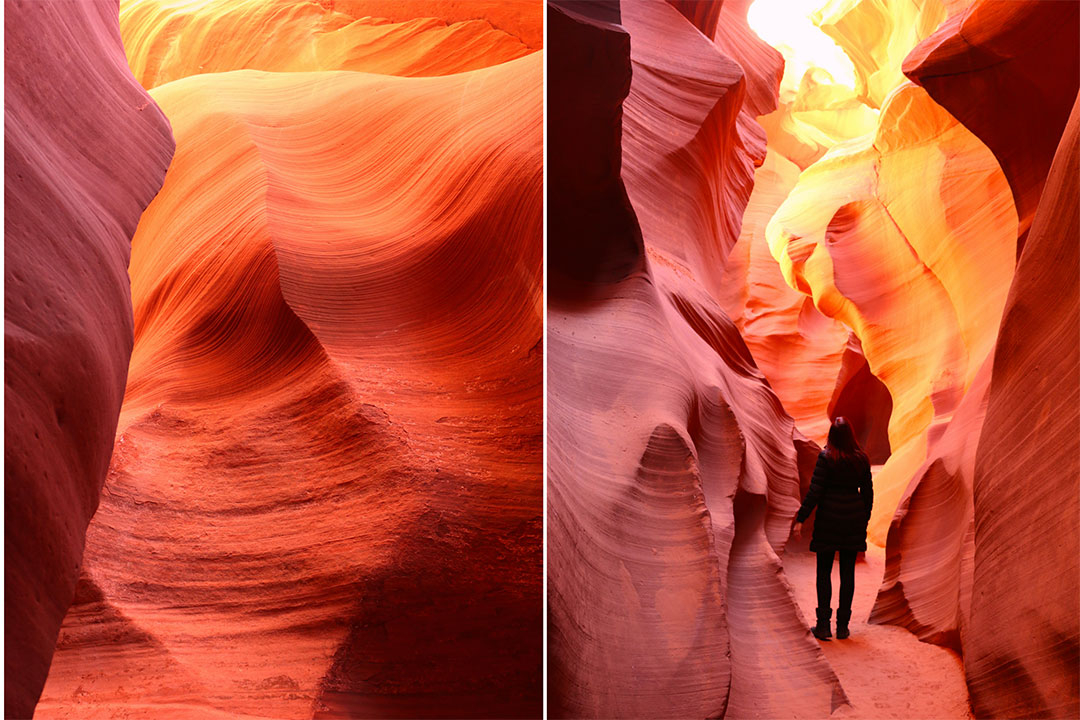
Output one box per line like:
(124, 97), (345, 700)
(748, 1), (977, 715)
(548, 0), (1078, 718)
(7, 1), (543, 718)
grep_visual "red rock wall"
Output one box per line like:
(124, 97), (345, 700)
(964, 91), (1079, 720)
(34, 2), (541, 718)
(4, 1), (174, 717)
(904, 0), (1080, 252)
(548, 2), (846, 717)
(869, 354), (989, 650)
(870, 9), (1078, 717)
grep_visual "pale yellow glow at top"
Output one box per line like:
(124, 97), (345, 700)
(747, 0), (857, 96)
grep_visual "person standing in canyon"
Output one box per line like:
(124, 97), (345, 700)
(791, 416), (874, 641)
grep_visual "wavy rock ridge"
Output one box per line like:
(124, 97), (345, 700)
(857, 4), (1079, 719)
(723, 1), (1078, 717)
(34, 2), (541, 718)
(551, 0), (1077, 718)
(4, 1), (174, 717)
(549, 2), (844, 717)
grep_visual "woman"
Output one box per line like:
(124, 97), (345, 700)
(792, 416), (873, 640)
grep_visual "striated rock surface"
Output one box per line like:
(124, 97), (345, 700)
(867, 12), (1078, 719)
(550, 0), (1076, 716)
(718, 148), (849, 447)
(549, 2), (847, 717)
(4, 1), (174, 717)
(744, 14), (1077, 717)
(36, 4), (541, 719)
(120, 0), (538, 88)
(767, 81), (1017, 542)
(904, 0), (1080, 249)
(312, 0), (542, 49)
(869, 352), (989, 650)
(964, 92), (1080, 720)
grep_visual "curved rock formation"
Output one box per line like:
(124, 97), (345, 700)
(4, 1), (174, 717)
(767, 82), (1017, 541)
(120, 0), (536, 88)
(718, 148), (849, 447)
(876, 87), (1080, 720)
(35, 5), (541, 719)
(311, 0), (542, 49)
(964, 91), (1079, 720)
(904, 0), (1080, 251)
(549, 2), (846, 717)
(812, 0), (948, 109)
(869, 352), (989, 650)
(826, 333), (892, 463)
(547, 0), (641, 291)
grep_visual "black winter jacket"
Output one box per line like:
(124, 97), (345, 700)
(796, 450), (873, 552)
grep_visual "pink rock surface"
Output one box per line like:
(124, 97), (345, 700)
(3, 1), (174, 716)
(549, 2), (846, 717)
(965, 91), (1079, 720)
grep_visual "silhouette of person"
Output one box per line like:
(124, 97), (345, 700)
(791, 416), (873, 640)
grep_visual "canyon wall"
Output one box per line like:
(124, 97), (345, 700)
(904, 0), (1080, 252)
(551, 0), (1077, 718)
(964, 90), (1079, 720)
(4, 1), (174, 717)
(869, 4), (1079, 717)
(548, 2), (843, 717)
(34, 1), (541, 718)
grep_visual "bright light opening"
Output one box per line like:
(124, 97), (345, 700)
(747, 0), (857, 96)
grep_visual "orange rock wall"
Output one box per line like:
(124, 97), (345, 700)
(767, 81), (1018, 541)
(964, 91), (1079, 720)
(35, 2), (541, 718)
(120, 0), (536, 87)
(866, 6), (1078, 717)
(904, 0), (1080, 250)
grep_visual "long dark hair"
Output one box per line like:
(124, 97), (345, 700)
(824, 416), (868, 465)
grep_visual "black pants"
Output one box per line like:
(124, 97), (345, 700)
(816, 549), (856, 613)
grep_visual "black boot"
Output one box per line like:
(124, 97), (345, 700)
(836, 609), (851, 639)
(812, 608), (832, 641)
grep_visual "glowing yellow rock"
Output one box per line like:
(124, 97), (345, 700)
(767, 83), (1016, 540)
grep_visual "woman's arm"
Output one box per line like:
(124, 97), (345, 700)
(796, 452), (828, 523)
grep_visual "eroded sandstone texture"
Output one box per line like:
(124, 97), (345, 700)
(551, 0), (1077, 718)
(866, 4), (1079, 717)
(120, 0), (536, 86)
(4, 1), (174, 717)
(904, 0), (1080, 253)
(33, 1), (541, 718)
(964, 91), (1079, 720)
(549, 2), (844, 717)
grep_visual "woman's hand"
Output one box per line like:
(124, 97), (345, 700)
(792, 521), (802, 540)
